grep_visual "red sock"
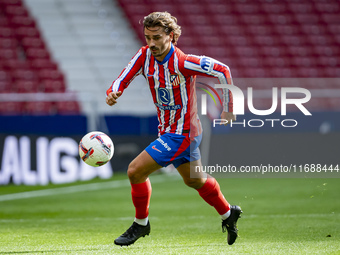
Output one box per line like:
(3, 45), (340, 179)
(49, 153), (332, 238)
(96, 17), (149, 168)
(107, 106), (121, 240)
(131, 179), (152, 219)
(197, 177), (230, 215)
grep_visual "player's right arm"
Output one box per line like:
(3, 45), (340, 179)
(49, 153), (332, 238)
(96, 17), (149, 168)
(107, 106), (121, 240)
(106, 47), (145, 106)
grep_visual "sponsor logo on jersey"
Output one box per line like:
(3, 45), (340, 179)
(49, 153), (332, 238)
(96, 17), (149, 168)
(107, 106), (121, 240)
(200, 57), (214, 72)
(158, 87), (171, 104)
(152, 145), (162, 153)
(155, 103), (181, 110)
(156, 138), (172, 151)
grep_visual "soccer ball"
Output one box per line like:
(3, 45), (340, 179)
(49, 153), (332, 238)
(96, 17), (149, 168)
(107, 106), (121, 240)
(79, 131), (114, 167)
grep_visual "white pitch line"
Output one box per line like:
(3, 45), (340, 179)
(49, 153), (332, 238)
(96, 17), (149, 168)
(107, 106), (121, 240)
(0, 216), (160, 223)
(0, 174), (180, 202)
(241, 213), (339, 218)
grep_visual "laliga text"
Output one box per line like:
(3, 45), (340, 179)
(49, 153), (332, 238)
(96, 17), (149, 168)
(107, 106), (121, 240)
(195, 164), (339, 175)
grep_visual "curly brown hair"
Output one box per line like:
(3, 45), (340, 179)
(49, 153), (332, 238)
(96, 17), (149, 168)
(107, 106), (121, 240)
(143, 12), (182, 45)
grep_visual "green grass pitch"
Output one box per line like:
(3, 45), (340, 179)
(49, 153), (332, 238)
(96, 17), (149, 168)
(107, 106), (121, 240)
(0, 174), (339, 254)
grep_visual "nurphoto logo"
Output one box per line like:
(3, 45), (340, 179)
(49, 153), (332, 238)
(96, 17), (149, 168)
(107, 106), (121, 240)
(200, 84), (312, 128)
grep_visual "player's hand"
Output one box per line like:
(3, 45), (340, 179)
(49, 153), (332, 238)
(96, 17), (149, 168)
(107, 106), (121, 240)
(220, 111), (236, 126)
(106, 91), (122, 106)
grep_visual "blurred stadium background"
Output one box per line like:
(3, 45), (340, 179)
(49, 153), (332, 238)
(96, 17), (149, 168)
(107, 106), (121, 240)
(0, 0), (339, 185)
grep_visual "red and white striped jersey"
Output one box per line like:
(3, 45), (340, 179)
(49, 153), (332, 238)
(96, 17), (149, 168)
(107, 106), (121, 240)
(106, 44), (233, 137)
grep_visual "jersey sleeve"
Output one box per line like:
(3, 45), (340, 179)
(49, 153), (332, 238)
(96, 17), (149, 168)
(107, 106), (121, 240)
(106, 47), (144, 96)
(183, 55), (233, 112)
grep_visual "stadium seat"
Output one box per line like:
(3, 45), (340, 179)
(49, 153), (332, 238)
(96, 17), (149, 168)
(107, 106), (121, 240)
(11, 69), (38, 81)
(267, 14), (294, 25)
(56, 101), (81, 115)
(15, 27), (40, 39)
(234, 46), (260, 58)
(9, 16), (36, 28)
(292, 57), (316, 68)
(0, 27), (15, 38)
(0, 80), (11, 92)
(152, 4), (178, 14)
(239, 14), (266, 25)
(205, 3), (231, 15)
(314, 45), (339, 56)
(269, 67), (297, 77)
(287, 3), (313, 14)
(213, 14), (239, 26)
(29, 59), (58, 71)
(261, 3), (287, 14)
(321, 14), (340, 24)
(2, 59), (30, 70)
(0, 48), (18, 59)
(288, 46), (314, 57)
(234, 3), (261, 14)
(315, 2), (340, 13)
(237, 57), (263, 68)
(199, 35), (223, 47)
(41, 79), (65, 93)
(0, 0), (80, 116)
(0, 0), (22, 7)
(0, 38), (18, 49)
(24, 101), (56, 115)
(0, 101), (23, 114)
(300, 24), (326, 35)
(219, 25), (245, 36)
(15, 80), (40, 93)
(253, 35), (280, 46)
(260, 46), (288, 58)
(328, 24), (340, 35)
(0, 70), (12, 82)
(124, 4), (151, 16)
(4, 6), (29, 17)
(324, 67), (340, 77)
(263, 57), (290, 68)
(179, 4), (205, 15)
(297, 67), (321, 77)
(21, 37), (46, 50)
(38, 69), (64, 82)
(0, 16), (9, 26)
(25, 48), (50, 60)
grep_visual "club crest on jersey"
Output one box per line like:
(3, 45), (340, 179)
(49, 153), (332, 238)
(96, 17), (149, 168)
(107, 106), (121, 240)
(170, 74), (180, 86)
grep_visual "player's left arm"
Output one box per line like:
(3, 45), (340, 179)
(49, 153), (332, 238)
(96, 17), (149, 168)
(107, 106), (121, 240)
(183, 55), (236, 125)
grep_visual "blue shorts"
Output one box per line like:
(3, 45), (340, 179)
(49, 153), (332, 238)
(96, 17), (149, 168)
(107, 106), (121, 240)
(145, 133), (202, 168)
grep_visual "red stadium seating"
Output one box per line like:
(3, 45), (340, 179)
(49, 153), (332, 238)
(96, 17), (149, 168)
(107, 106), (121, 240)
(0, 101), (24, 114)
(29, 59), (58, 71)
(116, 0), (340, 111)
(0, 0), (81, 115)
(41, 79), (65, 93)
(0, 48), (18, 59)
(24, 101), (56, 115)
(21, 37), (46, 50)
(15, 80), (40, 93)
(0, 80), (11, 92)
(11, 69), (38, 81)
(3, 6), (28, 17)
(0, 27), (15, 38)
(25, 48), (50, 60)
(0, 38), (18, 49)
(56, 101), (81, 115)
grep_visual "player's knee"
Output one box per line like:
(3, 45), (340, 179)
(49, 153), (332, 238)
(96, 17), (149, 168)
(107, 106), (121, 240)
(183, 177), (205, 189)
(127, 162), (144, 183)
(127, 163), (137, 180)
